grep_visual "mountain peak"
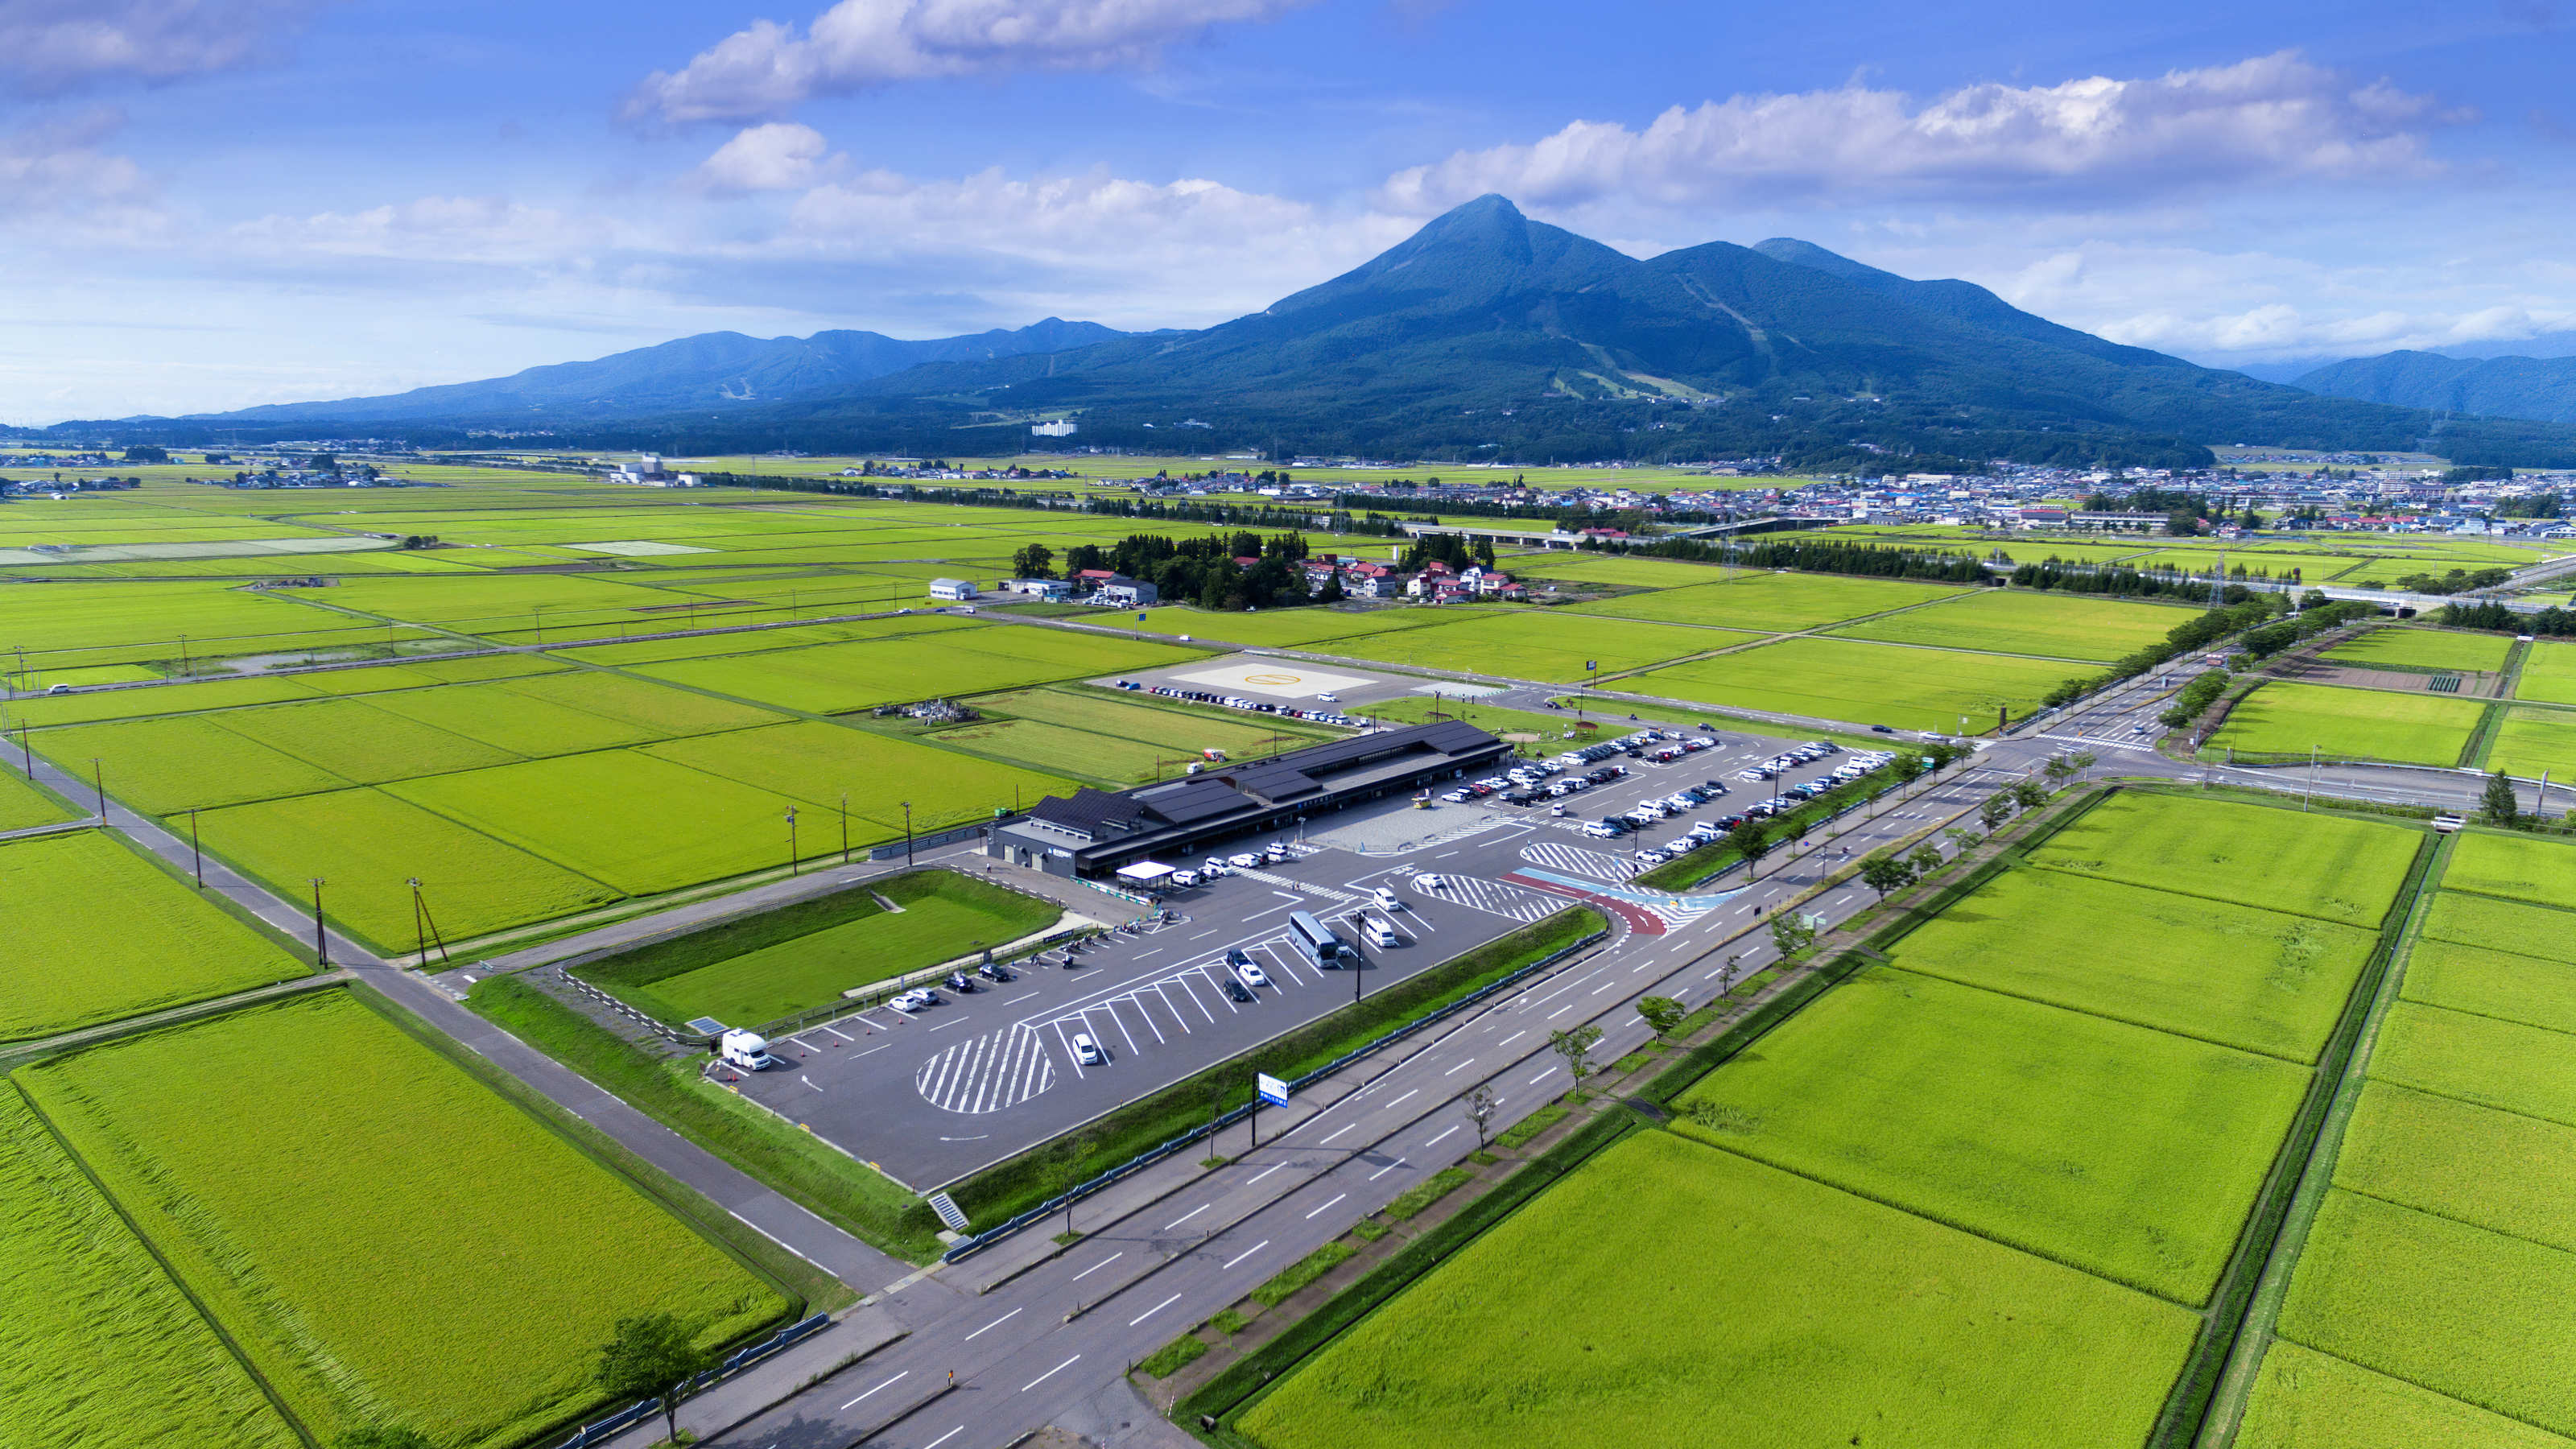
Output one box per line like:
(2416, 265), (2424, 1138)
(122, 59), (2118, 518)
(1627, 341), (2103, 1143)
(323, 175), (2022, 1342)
(1752, 238), (1901, 287)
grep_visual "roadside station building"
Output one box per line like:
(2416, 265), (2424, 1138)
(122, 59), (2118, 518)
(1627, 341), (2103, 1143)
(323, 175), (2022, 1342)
(985, 720), (1512, 879)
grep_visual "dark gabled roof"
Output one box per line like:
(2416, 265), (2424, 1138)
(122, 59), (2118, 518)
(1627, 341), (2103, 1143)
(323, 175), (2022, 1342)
(1026, 786), (1154, 834)
(1226, 719), (1494, 804)
(1128, 776), (1245, 825)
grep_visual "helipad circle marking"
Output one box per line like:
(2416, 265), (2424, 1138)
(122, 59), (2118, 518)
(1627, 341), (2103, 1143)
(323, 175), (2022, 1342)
(1243, 671), (1302, 686)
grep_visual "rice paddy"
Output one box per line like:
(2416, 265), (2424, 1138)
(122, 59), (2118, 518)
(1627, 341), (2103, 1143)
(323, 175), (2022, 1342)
(1619, 634), (2083, 733)
(2322, 627), (2516, 674)
(2207, 680), (2486, 766)
(1831, 588), (2189, 663)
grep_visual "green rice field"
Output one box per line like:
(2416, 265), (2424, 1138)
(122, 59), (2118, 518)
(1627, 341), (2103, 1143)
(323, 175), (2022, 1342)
(2519, 640), (2576, 705)
(2417, 890), (2576, 965)
(1670, 964), (2306, 1302)
(1620, 634), (2082, 733)
(2368, 1000), (2576, 1128)
(2207, 680), (2486, 766)
(17, 990), (787, 1449)
(1830, 588), (2187, 663)
(2277, 1189), (2576, 1438)
(1566, 571), (1967, 632)
(1236, 1131), (2195, 1449)
(0, 765), (77, 831)
(192, 786), (621, 950)
(1115, 604), (1446, 648)
(2026, 791), (2420, 927)
(1326, 607), (1752, 681)
(638, 720), (1077, 832)
(2239, 1340), (2571, 1449)
(2323, 627), (2516, 674)
(0, 829), (305, 1038)
(2486, 708), (2576, 795)
(2334, 1083), (2576, 1255)
(1887, 867), (2376, 1062)
(630, 625), (1207, 713)
(0, 1087), (300, 1448)
(2444, 830), (2576, 905)
(588, 870), (1059, 1026)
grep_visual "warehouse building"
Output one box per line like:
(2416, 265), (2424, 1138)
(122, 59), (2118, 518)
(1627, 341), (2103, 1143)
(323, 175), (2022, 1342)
(985, 720), (1512, 879)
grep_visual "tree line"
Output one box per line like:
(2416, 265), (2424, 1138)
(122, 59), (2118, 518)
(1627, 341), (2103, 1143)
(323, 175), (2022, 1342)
(1624, 537), (1988, 584)
(2437, 600), (2576, 637)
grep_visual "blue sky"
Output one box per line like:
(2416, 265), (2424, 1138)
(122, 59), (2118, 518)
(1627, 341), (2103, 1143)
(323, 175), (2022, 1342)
(4, 0), (2573, 421)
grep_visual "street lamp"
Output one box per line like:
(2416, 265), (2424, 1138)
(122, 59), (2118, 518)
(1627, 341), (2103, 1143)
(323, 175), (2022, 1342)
(902, 800), (914, 866)
(308, 878), (328, 966)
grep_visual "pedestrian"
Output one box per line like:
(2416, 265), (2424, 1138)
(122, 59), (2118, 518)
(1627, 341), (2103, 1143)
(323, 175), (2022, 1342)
(948, 1369), (956, 1388)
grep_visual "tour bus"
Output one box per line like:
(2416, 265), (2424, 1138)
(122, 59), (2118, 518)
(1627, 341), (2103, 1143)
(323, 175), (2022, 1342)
(1289, 910), (1352, 968)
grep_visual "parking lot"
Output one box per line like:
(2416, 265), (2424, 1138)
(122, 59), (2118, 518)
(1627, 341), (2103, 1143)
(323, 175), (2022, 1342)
(722, 717), (1896, 1191)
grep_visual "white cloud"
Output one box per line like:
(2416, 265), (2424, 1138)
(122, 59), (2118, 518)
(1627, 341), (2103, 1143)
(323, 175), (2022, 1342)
(227, 194), (593, 265)
(621, 0), (1319, 126)
(0, 0), (316, 96)
(688, 122), (840, 192)
(0, 106), (165, 233)
(1382, 52), (2469, 216)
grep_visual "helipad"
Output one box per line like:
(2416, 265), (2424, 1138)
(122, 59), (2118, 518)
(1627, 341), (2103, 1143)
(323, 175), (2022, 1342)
(1170, 662), (1377, 699)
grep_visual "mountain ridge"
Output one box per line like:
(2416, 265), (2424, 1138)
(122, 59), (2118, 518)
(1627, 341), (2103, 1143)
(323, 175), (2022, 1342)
(2295, 349), (2576, 427)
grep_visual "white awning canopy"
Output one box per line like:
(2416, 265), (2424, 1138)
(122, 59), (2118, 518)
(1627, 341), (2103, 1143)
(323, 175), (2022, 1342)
(1115, 861), (1178, 884)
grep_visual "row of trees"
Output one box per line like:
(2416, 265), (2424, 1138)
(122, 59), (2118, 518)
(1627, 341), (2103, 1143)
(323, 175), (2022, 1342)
(1629, 536), (1988, 584)
(2008, 559), (2278, 600)
(2437, 600), (2576, 637)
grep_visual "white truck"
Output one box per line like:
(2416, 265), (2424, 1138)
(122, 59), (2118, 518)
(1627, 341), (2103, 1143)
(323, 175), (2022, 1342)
(719, 1030), (784, 1071)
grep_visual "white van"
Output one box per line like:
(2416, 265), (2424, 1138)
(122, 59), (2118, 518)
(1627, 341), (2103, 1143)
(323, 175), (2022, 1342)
(1362, 914), (1401, 948)
(1373, 886), (1402, 911)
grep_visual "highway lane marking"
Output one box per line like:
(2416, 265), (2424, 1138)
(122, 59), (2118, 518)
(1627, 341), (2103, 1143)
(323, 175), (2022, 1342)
(1442, 1057), (1478, 1075)
(1304, 1193), (1348, 1220)
(840, 1370), (906, 1410)
(1527, 1067), (1554, 1084)
(922, 1428), (964, 1449)
(926, 1017), (968, 1030)
(1022, 1355), (1082, 1392)
(1131, 1292), (1184, 1326)
(1591, 981), (1617, 995)
(1368, 1157), (1408, 1180)
(1385, 1088), (1418, 1109)
(1071, 1252), (1125, 1281)
(1548, 1004), (1575, 1018)
(1247, 1164), (1283, 1183)
(1135, 948), (1164, 959)
(1165, 1203), (1211, 1231)
(1221, 1239), (1270, 1269)
(964, 1307), (1022, 1340)
(1424, 1125), (1459, 1146)
(1320, 1123), (1356, 1144)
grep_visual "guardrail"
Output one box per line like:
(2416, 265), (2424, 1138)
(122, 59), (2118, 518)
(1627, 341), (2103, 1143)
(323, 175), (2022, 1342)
(937, 923), (1610, 1264)
(547, 1311), (832, 1447)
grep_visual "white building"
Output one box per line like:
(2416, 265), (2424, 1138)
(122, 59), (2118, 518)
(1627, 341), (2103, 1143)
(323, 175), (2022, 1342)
(927, 578), (980, 601)
(1031, 419), (1079, 438)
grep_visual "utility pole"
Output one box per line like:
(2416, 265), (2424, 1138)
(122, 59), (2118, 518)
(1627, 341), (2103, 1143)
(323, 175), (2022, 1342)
(785, 806), (799, 875)
(902, 800), (914, 866)
(308, 878), (328, 965)
(89, 758), (105, 818)
(188, 808), (203, 887)
(409, 877), (427, 964)
(839, 791), (850, 865)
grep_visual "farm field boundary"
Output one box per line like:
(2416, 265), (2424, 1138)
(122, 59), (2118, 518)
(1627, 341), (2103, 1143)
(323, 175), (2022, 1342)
(2145, 822), (2442, 1448)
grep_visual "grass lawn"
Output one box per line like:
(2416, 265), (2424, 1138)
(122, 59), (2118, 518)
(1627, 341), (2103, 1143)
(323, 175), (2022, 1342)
(2369, 1001), (2576, 1129)
(1620, 635), (2083, 733)
(0, 1088), (299, 1448)
(2026, 791), (2420, 928)
(1888, 867), (2376, 1063)
(2417, 891), (2576, 966)
(2444, 830), (2576, 906)
(1831, 588), (2187, 663)
(2323, 627), (2516, 674)
(193, 786), (619, 949)
(1326, 608), (1750, 682)
(1673, 964), (2308, 1304)
(1566, 571), (1968, 632)
(2207, 680), (2486, 766)
(0, 829), (307, 1038)
(2518, 640), (2576, 705)
(2403, 937), (2576, 1036)
(2486, 708), (2576, 795)
(2335, 1082), (2576, 1256)
(2279, 1188), (2576, 1439)
(602, 872), (1059, 1026)
(20, 990), (787, 1448)
(2240, 1340), (2572, 1449)
(1236, 1131), (2195, 1449)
